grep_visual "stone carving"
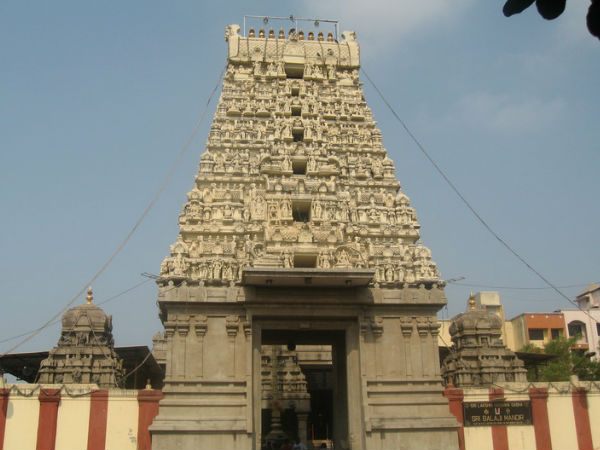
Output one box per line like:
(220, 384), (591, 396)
(158, 21), (442, 289)
(38, 288), (124, 388)
(441, 294), (527, 387)
(225, 315), (240, 338)
(152, 25), (459, 450)
(261, 346), (310, 406)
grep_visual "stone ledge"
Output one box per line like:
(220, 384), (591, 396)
(369, 416), (460, 431)
(159, 398), (247, 407)
(150, 418), (247, 432)
(242, 267), (375, 287)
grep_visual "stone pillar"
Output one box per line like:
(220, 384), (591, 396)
(226, 315), (240, 378)
(417, 318), (430, 376)
(296, 412), (308, 444)
(400, 319), (413, 378)
(371, 317), (383, 380)
(346, 322), (363, 450)
(176, 321), (189, 378)
(164, 323), (175, 379)
(193, 315), (208, 378)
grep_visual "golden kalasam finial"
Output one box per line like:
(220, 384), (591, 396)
(468, 292), (476, 310)
(327, 31), (334, 42)
(249, 27), (255, 38)
(318, 31), (324, 41)
(259, 28), (265, 38)
(308, 31), (314, 41)
(279, 28), (285, 39)
(268, 28), (275, 38)
(298, 30), (304, 40)
(86, 286), (93, 304)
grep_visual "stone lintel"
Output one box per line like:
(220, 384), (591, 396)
(242, 267), (374, 287)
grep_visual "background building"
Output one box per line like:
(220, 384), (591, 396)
(558, 283), (600, 358)
(509, 312), (566, 351)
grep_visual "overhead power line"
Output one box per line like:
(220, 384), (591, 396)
(0, 278), (152, 346)
(449, 281), (597, 291)
(360, 67), (599, 326)
(0, 66), (226, 358)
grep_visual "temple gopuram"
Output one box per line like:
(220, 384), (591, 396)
(150, 18), (459, 450)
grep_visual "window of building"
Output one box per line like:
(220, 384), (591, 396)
(294, 254), (317, 268)
(291, 87), (300, 97)
(292, 200), (310, 222)
(528, 329), (544, 341)
(291, 106), (301, 116)
(568, 321), (586, 339)
(292, 160), (307, 175)
(292, 129), (304, 142)
(551, 328), (562, 340)
(597, 323), (600, 336)
(285, 65), (304, 79)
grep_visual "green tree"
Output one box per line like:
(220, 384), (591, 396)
(539, 336), (575, 381)
(502, 0), (600, 40)
(520, 336), (600, 382)
(518, 343), (542, 354)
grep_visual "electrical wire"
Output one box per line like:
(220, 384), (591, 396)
(0, 278), (152, 346)
(449, 281), (597, 291)
(0, 65), (226, 358)
(121, 351), (153, 382)
(360, 66), (600, 327)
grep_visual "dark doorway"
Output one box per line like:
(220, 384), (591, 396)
(260, 329), (347, 449)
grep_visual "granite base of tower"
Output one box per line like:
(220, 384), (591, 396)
(149, 280), (459, 450)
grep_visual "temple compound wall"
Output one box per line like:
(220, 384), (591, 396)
(0, 383), (162, 450)
(444, 381), (600, 450)
(1, 381), (599, 450)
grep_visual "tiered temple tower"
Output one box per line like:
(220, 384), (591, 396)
(38, 288), (123, 388)
(441, 294), (527, 387)
(150, 21), (459, 450)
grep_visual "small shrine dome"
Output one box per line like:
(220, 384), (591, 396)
(61, 287), (112, 333)
(448, 293), (502, 340)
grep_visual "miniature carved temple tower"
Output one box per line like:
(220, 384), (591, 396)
(150, 20), (459, 450)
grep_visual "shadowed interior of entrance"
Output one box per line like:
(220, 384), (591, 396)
(261, 329), (348, 449)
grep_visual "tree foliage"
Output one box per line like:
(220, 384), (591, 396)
(520, 336), (600, 381)
(503, 0), (600, 40)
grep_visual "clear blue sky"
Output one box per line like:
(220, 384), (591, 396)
(1, 1), (598, 353)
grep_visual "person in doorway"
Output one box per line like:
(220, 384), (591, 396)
(292, 437), (307, 450)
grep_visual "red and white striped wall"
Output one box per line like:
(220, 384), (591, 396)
(0, 385), (162, 450)
(444, 383), (600, 450)
(2, 382), (598, 449)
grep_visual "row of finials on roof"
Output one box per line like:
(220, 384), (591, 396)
(248, 27), (335, 42)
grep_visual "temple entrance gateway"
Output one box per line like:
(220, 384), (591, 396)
(258, 326), (351, 449)
(150, 19), (460, 449)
